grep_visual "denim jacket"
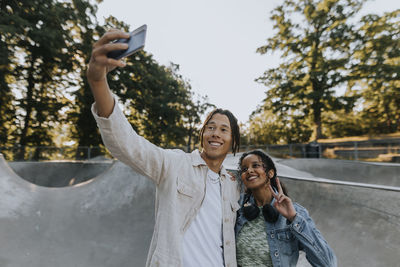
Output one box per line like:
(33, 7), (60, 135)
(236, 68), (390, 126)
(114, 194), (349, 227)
(235, 194), (337, 267)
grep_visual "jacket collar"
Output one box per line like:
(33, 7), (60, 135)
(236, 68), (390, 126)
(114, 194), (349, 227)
(190, 149), (230, 178)
(190, 149), (206, 166)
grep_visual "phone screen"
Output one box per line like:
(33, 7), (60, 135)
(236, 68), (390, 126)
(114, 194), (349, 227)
(107, 25), (147, 60)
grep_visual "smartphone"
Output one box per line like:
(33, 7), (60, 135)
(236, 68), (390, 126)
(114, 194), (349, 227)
(107, 24), (147, 60)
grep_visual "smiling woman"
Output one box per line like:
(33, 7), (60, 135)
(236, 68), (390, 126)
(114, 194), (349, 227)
(235, 150), (337, 267)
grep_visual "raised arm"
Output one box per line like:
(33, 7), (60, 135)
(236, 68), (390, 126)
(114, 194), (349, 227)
(86, 29), (180, 185)
(86, 30), (130, 118)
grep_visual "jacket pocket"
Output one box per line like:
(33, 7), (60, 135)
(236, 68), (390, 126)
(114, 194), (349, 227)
(176, 175), (196, 198)
(149, 249), (180, 267)
(276, 229), (297, 256)
(176, 176), (198, 232)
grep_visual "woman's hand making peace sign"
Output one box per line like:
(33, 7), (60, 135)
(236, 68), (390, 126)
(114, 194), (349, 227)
(268, 177), (297, 222)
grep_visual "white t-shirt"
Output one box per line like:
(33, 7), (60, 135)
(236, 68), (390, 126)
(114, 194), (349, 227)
(182, 169), (224, 267)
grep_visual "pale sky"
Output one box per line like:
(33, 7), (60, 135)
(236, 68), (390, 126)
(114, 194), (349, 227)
(97, 0), (399, 124)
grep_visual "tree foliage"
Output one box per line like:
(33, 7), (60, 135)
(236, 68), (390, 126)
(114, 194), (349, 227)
(65, 0), (105, 159)
(250, 0), (400, 144)
(351, 9), (400, 134)
(0, 1), (212, 160)
(0, 1), (15, 147)
(97, 17), (213, 150)
(247, 103), (312, 145)
(1, 0), (82, 159)
(256, 0), (365, 141)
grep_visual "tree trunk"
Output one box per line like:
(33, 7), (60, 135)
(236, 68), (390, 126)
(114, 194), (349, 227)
(311, 91), (323, 141)
(17, 62), (36, 160)
(187, 127), (193, 152)
(313, 119), (323, 141)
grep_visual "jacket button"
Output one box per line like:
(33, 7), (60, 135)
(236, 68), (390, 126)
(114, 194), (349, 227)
(274, 251), (279, 257)
(271, 234), (275, 239)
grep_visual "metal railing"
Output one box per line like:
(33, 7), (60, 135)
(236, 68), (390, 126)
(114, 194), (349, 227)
(240, 138), (400, 162)
(1, 138), (399, 162)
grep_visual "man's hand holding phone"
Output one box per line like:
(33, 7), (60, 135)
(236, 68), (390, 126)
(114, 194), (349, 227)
(107, 25), (147, 60)
(87, 30), (130, 83)
(86, 25), (146, 118)
(87, 25), (147, 83)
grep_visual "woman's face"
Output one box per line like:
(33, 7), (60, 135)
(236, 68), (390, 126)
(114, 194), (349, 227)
(240, 154), (269, 190)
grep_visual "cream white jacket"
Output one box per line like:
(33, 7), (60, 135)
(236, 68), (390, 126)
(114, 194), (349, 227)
(92, 100), (240, 267)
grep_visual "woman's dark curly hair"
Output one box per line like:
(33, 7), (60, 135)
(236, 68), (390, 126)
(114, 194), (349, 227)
(238, 150), (288, 195)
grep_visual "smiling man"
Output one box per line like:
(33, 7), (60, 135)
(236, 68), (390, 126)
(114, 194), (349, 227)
(87, 29), (241, 267)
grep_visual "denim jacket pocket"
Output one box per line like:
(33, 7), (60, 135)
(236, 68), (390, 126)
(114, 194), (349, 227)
(276, 229), (297, 255)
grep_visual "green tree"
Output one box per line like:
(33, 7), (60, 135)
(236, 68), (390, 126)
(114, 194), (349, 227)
(247, 103), (313, 145)
(256, 0), (365, 141)
(0, 1), (16, 149)
(322, 109), (365, 137)
(1, 1), (215, 160)
(66, 0), (105, 159)
(351, 10), (400, 134)
(72, 16), (210, 152)
(2, 0), (82, 160)
(112, 57), (203, 148)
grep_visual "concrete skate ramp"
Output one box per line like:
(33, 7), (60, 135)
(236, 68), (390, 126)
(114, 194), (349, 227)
(277, 158), (400, 187)
(278, 176), (400, 267)
(9, 161), (113, 187)
(0, 155), (155, 267)
(1, 154), (399, 267)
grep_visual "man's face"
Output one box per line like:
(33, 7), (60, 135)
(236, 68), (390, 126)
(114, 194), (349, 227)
(201, 113), (233, 161)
